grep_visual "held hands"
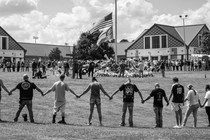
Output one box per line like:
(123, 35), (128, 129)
(141, 100), (145, 104)
(166, 102), (169, 106)
(8, 91), (12, 96)
(109, 95), (113, 100)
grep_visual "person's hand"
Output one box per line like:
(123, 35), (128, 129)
(200, 105), (203, 108)
(109, 96), (113, 100)
(141, 100), (145, 104)
(9, 91), (12, 96)
(166, 102), (169, 106)
(76, 95), (80, 98)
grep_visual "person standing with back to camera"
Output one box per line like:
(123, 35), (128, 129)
(143, 83), (169, 128)
(169, 77), (185, 129)
(182, 84), (201, 128)
(10, 74), (44, 123)
(110, 77), (144, 127)
(201, 84), (210, 127)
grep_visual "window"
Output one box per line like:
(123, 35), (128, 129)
(198, 34), (202, 47)
(145, 37), (150, 49)
(152, 36), (160, 48)
(144, 35), (168, 49)
(0, 36), (8, 50)
(161, 35), (167, 48)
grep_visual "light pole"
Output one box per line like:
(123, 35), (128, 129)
(33, 36), (38, 44)
(179, 15), (188, 60)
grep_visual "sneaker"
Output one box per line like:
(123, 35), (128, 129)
(120, 123), (126, 126)
(99, 123), (104, 126)
(87, 122), (92, 126)
(173, 125), (180, 129)
(22, 114), (28, 122)
(129, 124), (133, 127)
(14, 118), (18, 122)
(58, 120), (66, 124)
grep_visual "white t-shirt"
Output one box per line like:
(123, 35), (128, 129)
(185, 89), (199, 106)
(50, 81), (69, 102)
(204, 91), (210, 107)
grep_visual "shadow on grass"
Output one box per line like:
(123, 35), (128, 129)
(0, 120), (14, 123)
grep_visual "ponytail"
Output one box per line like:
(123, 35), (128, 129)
(192, 89), (196, 95)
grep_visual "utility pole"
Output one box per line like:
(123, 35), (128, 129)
(179, 15), (188, 60)
(72, 45), (76, 79)
(33, 36), (38, 44)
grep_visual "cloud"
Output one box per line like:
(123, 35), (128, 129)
(185, 0), (210, 26)
(0, 0), (39, 16)
(0, 10), (49, 42)
(38, 6), (91, 45)
(1, 0), (210, 46)
(150, 0), (210, 28)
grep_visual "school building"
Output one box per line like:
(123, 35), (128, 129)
(126, 24), (209, 61)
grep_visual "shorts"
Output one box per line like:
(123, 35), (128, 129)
(171, 102), (183, 111)
(90, 98), (101, 105)
(53, 101), (66, 114)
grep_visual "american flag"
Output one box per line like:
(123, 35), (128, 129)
(97, 26), (113, 46)
(89, 13), (113, 34)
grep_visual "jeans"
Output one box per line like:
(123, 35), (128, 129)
(14, 100), (34, 122)
(183, 104), (199, 127)
(154, 106), (163, 127)
(205, 107), (210, 125)
(122, 102), (133, 125)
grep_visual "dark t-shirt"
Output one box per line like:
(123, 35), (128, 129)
(119, 83), (139, 103)
(150, 88), (166, 107)
(16, 81), (37, 100)
(171, 83), (184, 103)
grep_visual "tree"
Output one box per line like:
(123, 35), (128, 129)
(48, 47), (62, 61)
(120, 39), (129, 42)
(76, 31), (114, 60)
(201, 31), (210, 54)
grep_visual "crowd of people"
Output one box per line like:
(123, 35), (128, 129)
(0, 72), (210, 128)
(1, 57), (209, 80)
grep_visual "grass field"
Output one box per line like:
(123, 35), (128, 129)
(0, 70), (210, 140)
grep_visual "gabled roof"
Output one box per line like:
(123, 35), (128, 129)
(126, 23), (209, 50)
(19, 42), (72, 58)
(0, 26), (26, 52)
(109, 42), (132, 56)
(175, 24), (205, 45)
(157, 24), (184, 43)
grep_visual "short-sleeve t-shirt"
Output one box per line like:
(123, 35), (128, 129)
(204, 91), (210, 107)
(171, 83), (185, 103)
(119, 83), (139, 103)
(186, 89), (199, 106)
(50, 81), (69, 102)
(150, 88), (166, 107)
(16, 81), (37, 100)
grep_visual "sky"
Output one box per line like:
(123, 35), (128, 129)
(0, 0), (210, 46)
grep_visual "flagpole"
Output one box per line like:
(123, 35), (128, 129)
(114, 0), (118, 62)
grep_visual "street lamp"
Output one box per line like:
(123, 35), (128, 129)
(179, 15), (188, 60)
(33, 36), (39, 44)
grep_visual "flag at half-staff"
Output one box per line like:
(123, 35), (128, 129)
(89, 13), (113, 46)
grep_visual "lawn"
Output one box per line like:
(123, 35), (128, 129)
(0, 70), (210, 140)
